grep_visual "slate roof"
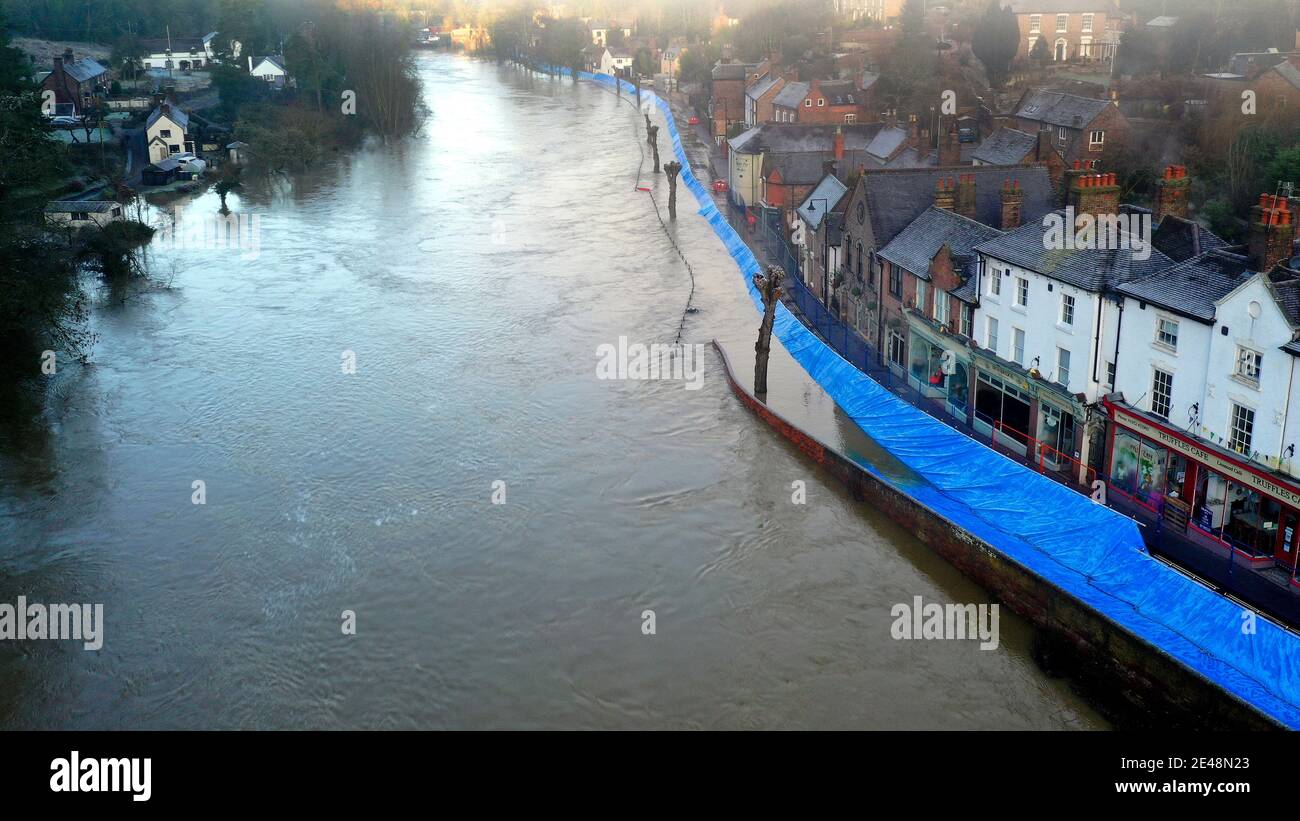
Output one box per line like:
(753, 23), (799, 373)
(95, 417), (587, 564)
(146, 104), (189, 131)
(860, 165), (1056, 247)
(729, 122), (885, 154)
(1275, 59), (1300, 92)
(878, 206), (1005, 281)
(1007, 0), (1118, 11)
(140, 36), (209, 54)
(797, 173), (850, 230)
(253, 55), (286, 72)
(772, 81), (810, 109)
(44, 199), (119, 213)
(1151, 215), (1229, 263)
(859, 70), (879, 91)
(1117, 249), (1256, 322)
(58, 58), (107, 83)
(712, 61), (756, 81)
(1015, 89), (1110, 129)
(865, 126), (908, 161)
(767, 152), (839, 185)
(746, 74), (780, 102)
(971, 127), (1038, 165)
(818, 80), (857, 106)
(977, 209), (1176, 293)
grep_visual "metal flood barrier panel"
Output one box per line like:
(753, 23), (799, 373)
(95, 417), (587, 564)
(556, 68), (1300, 727)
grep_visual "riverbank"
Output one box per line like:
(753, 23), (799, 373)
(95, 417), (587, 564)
(556, 64), (1300, 729)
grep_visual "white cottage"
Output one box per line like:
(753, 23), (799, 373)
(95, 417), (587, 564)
(145, 103), (192, 164)
(248, 55), (288, 88)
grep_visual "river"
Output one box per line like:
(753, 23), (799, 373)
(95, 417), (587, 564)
(0, 52), (1106, 729)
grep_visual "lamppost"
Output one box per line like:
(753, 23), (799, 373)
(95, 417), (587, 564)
(805, 198), (830, 308)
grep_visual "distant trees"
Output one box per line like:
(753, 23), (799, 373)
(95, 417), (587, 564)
(971, 0), (1018, 89)
(879, 0), (939, 115)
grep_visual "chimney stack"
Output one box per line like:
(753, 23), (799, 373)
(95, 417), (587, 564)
(63, 48), (74, 64)
(1068, 171), (1120, 219)
(52, 56), (64, 73)
(955, 173), (977, 219)
(1061, 158), (1088, 206)
(1153, 165), (1190, 224)
(938, 122), (961, 166)
(1000, 179), (1024, 230)
(833, 125), (844, 161)
(935, 177), (957, 211)
(1248, 194), (1295, 273)
(907, 113), (919, 149)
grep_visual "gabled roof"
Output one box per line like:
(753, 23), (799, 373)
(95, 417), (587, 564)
(61, 58), (107, 83)
(865, 125), (908, 162)
(818, 80), (857, 106)
(859, 70), (879, 91)
(746, 74), (780, 102)
(976, 209), (1176, 292)
(1014, 89), (1111, 129)
(879, 206), (1005, 281)
(252, 55), (286, 72)
(860, 165), (1056, 247)
(1151, 215), (1229, 263)
(728, 122), (885, 154)
(140, 36), (210, 54)
(971, 127), (1038, 165)
(1117, 248), (1257, 322)
(146, 104), (189, 131)
(1274, 58), (1300, 92)
(797, 173), (850, 231)
(772, 81), (810, 108)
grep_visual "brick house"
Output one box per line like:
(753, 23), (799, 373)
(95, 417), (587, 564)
(971, 125), (1067, 188)
(771, 77), (869, 124)
(39, 50), (108, 115)
(710, 61), (762, 140)
(1253, 55), (1300, 118)
(1008, 89), (1129, 166)
(831, 164), (1057, 361)
(1007, 0), (1124, 62)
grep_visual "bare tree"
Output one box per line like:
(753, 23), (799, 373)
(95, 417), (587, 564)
(665, 160), (682, 219)
(753, 266), (782, 397)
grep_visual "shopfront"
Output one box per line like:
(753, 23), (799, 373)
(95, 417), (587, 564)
(907, 324), (971, 420)
(1106, 400), (1300, 568)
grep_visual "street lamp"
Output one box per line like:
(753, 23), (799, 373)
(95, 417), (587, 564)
(806, 197), (831, 307)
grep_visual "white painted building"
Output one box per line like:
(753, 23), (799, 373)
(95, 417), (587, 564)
(140, 33), (219, 70)
(248, 55), (288, 87)
(145, 103), (192, 164)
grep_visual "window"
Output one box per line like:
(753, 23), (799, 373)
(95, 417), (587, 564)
(1013, 328), (1025, 365)
(804, 98), (812, 107)
(855, 242), (863, 280)
(1057, 126), (1067, 143)
(1106, 361), (1116, 388)
(1236, 346), (1262, 383)
(71, 211), (89, 221)
(1151, 369), (1173, 419)
(933, 289), (949, 326)
(1229, 403), (1255, 454)
(986, 316), (999, 354)
(1054, 348), (1072, 385)
(1056, 13), (1067, 32)
(1029, 14), (1041, 33)
(889, 264), (902, 298)
(916, 280), (927, 312)
(888, 330), (906, 366)
(1089, 130), (1104, 149)
(960, 305), (972, 338)
(1014, 276), (1029, 307)
(1060, 293), (1075, 326)
(1082, 13), (1094, 32)
(160, 128), (172, 137)
(1156, 317), (1178, 349)
(817, 98), (825, 107)
(988, 268), (1001, 296)
(844, 113), (857, 124)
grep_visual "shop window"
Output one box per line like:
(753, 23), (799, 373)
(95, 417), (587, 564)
(975, 372), (1031, 437)
(1192, 469), (1280, 557)
(1229, 403), (1255, 454)
(1151, 368), (1172, 419)
(1039, 403), (1076, 462)
(949, 361), (970, 411)
(1112, 429), (1169, 508)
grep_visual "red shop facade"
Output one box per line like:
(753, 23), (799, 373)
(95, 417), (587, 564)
(1103, 398), (1300, 574)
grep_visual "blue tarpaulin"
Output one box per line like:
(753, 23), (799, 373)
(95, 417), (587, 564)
(561, 67), (1300, 728)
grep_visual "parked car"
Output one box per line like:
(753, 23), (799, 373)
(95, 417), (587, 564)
(711, 179), (728, 193)
(687, 116), (699, 125)
(49, 115), (79, 127)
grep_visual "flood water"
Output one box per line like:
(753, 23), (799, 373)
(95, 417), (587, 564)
(0, 53), (1106, 729)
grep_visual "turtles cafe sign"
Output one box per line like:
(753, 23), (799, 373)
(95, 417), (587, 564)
(1111, 404), (1300, 508)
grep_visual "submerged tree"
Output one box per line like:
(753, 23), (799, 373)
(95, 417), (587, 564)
(665, 160), (682, 220)
(753, 266), (782, 397)
(648, 124), (660, 174)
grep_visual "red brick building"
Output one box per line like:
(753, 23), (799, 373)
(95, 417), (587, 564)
(39, 49), (109, 115)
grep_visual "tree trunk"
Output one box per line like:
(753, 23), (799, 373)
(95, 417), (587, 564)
(753, 266), (782, 397)
(665, 161), (681, 219)
(648, 124), (660, 173)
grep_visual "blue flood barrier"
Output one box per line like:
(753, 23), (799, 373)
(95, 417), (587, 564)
(557, 68), (1300, 727)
